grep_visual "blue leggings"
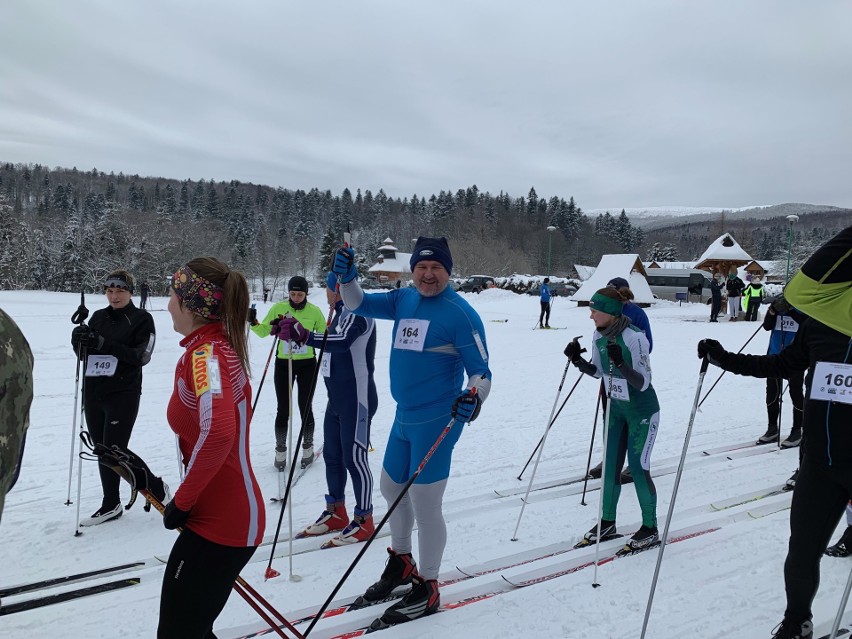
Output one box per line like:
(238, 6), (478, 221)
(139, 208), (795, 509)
(323, 389), (374, 515)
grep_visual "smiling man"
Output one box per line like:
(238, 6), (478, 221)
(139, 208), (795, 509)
(331, 236), (492, 628)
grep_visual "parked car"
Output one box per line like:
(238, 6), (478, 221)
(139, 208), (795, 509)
(527, 282), (577, 297)
(459, 275), (496, 293)
(361, 276), (394, 290)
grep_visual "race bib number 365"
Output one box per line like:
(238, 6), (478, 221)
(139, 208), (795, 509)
(394, 319), (429, 352)
(811, 361), (852, 405)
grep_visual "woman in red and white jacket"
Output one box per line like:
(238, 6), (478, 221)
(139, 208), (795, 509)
(160, 256), (265, 639)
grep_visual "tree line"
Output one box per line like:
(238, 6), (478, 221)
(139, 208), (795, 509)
(0, 162), (648, 294)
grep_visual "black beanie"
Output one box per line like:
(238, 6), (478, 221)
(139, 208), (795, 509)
(410, 237), (453, 275)
(288, 276), (309, 293)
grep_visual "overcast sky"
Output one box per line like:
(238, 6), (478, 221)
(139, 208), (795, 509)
(2, 0), (851, 210)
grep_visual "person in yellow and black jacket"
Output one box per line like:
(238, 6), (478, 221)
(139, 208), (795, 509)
(698, 225), (851, 639)
(249, 276), (326, 469)
(742, 275), (765, 321)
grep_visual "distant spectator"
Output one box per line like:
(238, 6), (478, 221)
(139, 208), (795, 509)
(709, 273), (724, 322)
(263, 287), (271, 303)
(742, 276), (765, 321)
(538, 278), (551, 329)
(725, 270), (745, 321)
(140, 281), (151, 310)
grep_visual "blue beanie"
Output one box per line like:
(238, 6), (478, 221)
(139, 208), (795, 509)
(326, 271), (337, 290)
(410, 236), (453, 275)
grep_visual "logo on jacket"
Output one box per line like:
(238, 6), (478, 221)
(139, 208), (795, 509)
(191, 343), (213, 397)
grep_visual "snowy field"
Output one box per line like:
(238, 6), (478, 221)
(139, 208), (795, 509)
(1, 288), (850, 639)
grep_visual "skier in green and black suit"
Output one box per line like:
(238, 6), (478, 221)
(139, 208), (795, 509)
(564, 286), (660, 551)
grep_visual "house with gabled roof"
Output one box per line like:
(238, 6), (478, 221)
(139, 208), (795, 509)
(572, 254), (654, 306)
(693, 233), (753, 276)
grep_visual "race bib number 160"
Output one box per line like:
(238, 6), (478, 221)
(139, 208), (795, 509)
(811, 361), (852, 405)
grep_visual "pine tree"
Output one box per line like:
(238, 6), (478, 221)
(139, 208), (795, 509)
(318, 227), (338, 275)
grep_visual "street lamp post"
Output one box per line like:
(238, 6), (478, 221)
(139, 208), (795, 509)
(785, 215), (799, 283)
(546, 225), (556, 275)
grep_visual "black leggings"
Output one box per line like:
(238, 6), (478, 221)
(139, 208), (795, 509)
(158, 529), (256, 639)
(766, 372), (805, 431)
(784, 455), (852, 622)
(84, 392), (140, 507)
(273, 357), (317, 449)
(539, 301), (551, 326)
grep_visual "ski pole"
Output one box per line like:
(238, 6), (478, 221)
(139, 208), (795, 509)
(639, 356), (710, 639)
(698, 323), (762, 408)
(592, 358), (615, 587)
(66, 291), (89, 507)
(516, 373), (584, 480)
(73, 339), (89, 536)
(829, 564), (852, 639)
(580, 383), (605, 506)
(511, 358), (573, 541)
(285, 340), (299, 582)
(252, 336), (279, 414)
(302, 412), (464, 638)
(265, 295), (336, 579)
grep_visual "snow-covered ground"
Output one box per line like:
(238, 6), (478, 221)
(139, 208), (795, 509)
(1, 288), (850, 639)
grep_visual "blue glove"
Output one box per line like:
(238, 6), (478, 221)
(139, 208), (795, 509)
(332, 247), (357, 283)
(452, 391), (482, 423)
(162, 499), (191, 530)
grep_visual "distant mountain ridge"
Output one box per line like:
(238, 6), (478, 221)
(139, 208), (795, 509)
(587, 203), (845, 230)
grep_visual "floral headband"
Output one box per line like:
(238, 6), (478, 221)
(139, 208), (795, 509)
(172, 265), (224, 320)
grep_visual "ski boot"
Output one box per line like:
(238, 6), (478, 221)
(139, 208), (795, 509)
(322, 514), (375, 548)
(300, 446), (315, 469)
(825, 526), (852, 558)
(757, 427), (780, 445)
(770, 617), (813, 638)
(783, 469), (799, 492)
(352, 548), (419, 607)
(575, 519), (619, 548)
(780, 428), (802, 449)
(274, 448), (287, 471)
(295, 499), (348, 538)
(370, 577), (439, 629)
(616, 525), (660, 556)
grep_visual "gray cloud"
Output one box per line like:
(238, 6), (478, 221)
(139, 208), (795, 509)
(1, 0), (850, 209)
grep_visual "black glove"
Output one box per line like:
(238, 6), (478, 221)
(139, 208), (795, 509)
(607, 342), (624, 367)
(162, 499), (191, 530)
(71, 325), (104, 351)
(770, 296), (791, 315)
(697, 339), (726, 367)
(248, 306), (258, 326)
(563, 337), (586, 363)
(452, 392), (482, 423)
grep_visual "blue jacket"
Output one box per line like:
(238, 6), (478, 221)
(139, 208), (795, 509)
(540, 284), (551, 304)
(622, 301), (653, 353)
(343, 285), (492, 411)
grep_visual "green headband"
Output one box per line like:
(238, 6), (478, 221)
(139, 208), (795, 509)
(590, 292), (623, 316)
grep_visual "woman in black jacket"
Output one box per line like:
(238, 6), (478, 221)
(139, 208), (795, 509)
(71, 270), (156, 526)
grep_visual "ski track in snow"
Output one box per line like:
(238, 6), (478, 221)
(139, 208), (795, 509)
(1, 288), (849, 639)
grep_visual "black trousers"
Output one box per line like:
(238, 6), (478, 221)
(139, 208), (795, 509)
(273, 357), (317, 450)
(539, 301), (551, 326)
(745, 298), (761, 321)
(158, 528), (256, 639)
(785, 455), (852, 622)
(84, 391), (140, 507)
(766, 371), (805, 431)
(710, 296), (721, 321)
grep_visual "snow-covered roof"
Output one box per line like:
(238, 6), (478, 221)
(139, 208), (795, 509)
(574, 264), (596, 281)
(572, 254), (655, 304)
(643, 261), (696, 270)
(368, 252), (412, 274)
(695, 233), (752, 264)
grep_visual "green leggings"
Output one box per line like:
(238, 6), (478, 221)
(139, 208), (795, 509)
(601, 407), (660, 528)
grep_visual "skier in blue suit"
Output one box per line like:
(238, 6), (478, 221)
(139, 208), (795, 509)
(332, 236), (492, 627)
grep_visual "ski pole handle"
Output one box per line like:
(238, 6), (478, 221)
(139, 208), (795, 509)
(71, 290), (89, 325)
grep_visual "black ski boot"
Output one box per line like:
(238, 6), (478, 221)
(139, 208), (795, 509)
(575, 519), (619, 548)
(354, 548), (419, 606)
(825, 526), (852, 558)
(370, 577), (439, 629)
(781, 428), (802, 449)
(771, 617), (813, 638)
(616, 525), (660, 556)
(783, 469), (799, 492)
(757, 427), (780, 445)
(586, 462), (602, 480)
